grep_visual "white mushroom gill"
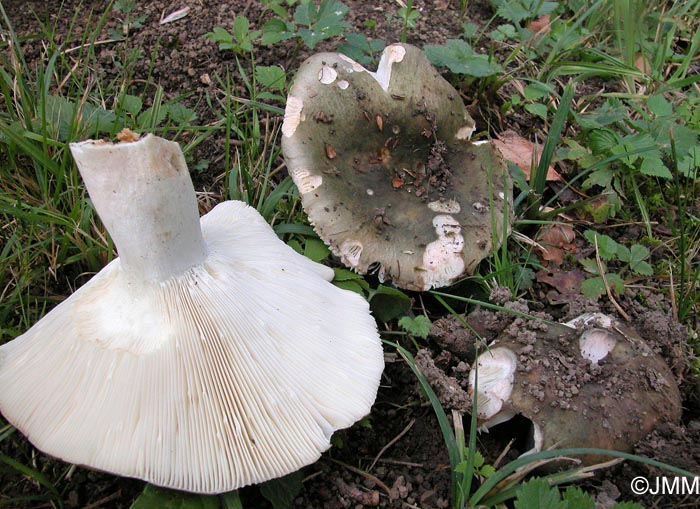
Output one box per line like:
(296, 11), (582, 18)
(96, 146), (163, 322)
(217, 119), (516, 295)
(0, 135), (383, 494)
(468, 347), (517, 421)
(282, 95), (304, 138)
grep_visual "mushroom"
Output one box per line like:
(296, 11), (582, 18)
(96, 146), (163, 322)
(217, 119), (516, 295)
(469, 314), (681, 464)
(0, 133), (384, 493)
(281, 43), (512, 291)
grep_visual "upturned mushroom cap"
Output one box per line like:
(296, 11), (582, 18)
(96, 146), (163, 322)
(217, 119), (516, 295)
(281, 43), (512, 291)
(0, 134), (383, 493)
(469, 314), (681, 464)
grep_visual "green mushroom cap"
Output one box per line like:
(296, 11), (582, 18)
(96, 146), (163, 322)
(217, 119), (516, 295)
(281, 43), (512, 291)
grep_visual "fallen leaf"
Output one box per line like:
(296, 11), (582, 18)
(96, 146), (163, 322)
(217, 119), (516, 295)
(536, 267), (585, 295)
(392, 177), (404, 188)
(635, 54), (651, 74)
(493, 129), (563, 181)
(527, 14), (551, 34)
(160, 7), (190, 25)
(325, 143), (337, 159)
(536, 223), (576, 265)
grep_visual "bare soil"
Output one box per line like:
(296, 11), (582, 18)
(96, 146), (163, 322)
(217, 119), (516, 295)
(2, 1), (699, 508)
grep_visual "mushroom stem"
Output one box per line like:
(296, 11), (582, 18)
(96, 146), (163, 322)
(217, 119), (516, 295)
(70, 135), (207, 283)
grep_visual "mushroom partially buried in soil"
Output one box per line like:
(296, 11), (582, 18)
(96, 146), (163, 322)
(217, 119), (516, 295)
(0, 133), (384, 494)
(469, 313), (682, 464)
(281, 43), (512, 291)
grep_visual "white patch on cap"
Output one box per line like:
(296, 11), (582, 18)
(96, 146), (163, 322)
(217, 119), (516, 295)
(369, 44), (406, 92)
(455, 124), (475, 140)
(579, 328), (618, 363)
(339, 240), (363, 267)
(337, 80), (349, 90)
(282, 96), (304, 138)
(338, 54), (367, 73)
(469, 347), (517, 421)
(289, 168), (322, 194)
(428, 199), (461, 214)
(472, 140), (490, 146)
(420, 214), (465, 290)
(318, 65), (338, 84)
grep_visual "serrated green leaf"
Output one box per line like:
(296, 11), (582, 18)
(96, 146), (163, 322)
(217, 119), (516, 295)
(398, 315), (432, 338)
(616, 244), (631, 263)
(333, 267), (365, 282)
(607, 273), (625, 293)
(260, 471), (304, 509)
(261, 18), (295, 45)
(639, 156), (671, 179)
(333, 279), (368, 295)
(523, 82), (555, 101)
(120, 94), (143, 115)
(232, 15), (251, 42)
(577, 100), (627, 129)
(579, 257), (600, 274)
(647, 95), (673, 117)
(581, 276), (606, 299)
(369, 285), (411, 322)
(629, 244), (652, 275)
(207, 26), (233, 45)
(631, 260), (653, 276)
(81, 102), (118, 135)
(525, 102), (548, 120)
(582, 167), (613, 190)
(255, 65), (286, 92)
(588, 128), (621, 154)
(303, 238), (330, 262)
(137, 104), (168, 127)
(491, 23), (517, 41)
(479, 464), (496, 478)
(167, 102), (198, 124)
(130, 485), (219, 509)
(561, 486), (595, 509)
(583, 230), (620, 260)
(472, 450), (485, 468)
(514, 477), (563, 508)
(424, 39), (502, 77)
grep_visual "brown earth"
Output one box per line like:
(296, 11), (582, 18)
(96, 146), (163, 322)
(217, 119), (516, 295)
(2, 1), (700, 508)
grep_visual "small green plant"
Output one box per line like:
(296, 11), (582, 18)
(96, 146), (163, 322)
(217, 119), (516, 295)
(108, 0), (148, 39)
(398, 314), (432, 339)
(397, 0), (420, 43)
(514, 478), (642, 508)
(579, 230), (653, 299)
(207, 16), (261, 55)
(424, 39), (503, 80)
(337, 33), (386, 66)
(491, 0), (559, 25)
(261, 0), (350, 50)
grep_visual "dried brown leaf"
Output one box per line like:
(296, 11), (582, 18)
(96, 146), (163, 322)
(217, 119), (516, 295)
(493, 130), (562, 181)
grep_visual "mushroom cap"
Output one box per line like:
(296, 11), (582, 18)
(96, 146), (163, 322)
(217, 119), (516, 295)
(281, 43), (512, 291)
(0, 138), (383, 494)
(470, 315), (681, 464)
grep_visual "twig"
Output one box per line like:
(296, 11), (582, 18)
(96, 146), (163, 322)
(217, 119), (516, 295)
(327, 458), (392, 498)
(493, 438), (515, 469)
(83, 490), (122, 509)
(362, 458), (424, 468)
(369, 418), (415, 472)
(334, 478), (380, 506)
